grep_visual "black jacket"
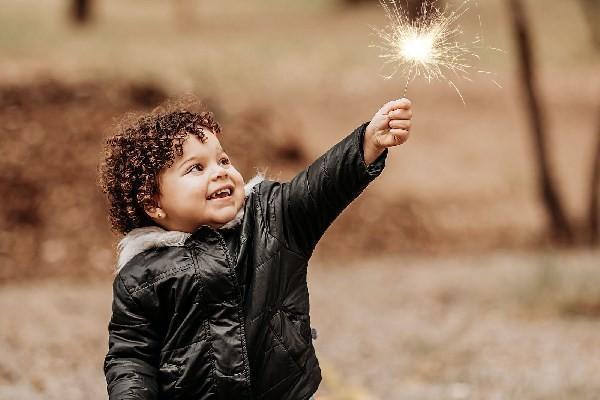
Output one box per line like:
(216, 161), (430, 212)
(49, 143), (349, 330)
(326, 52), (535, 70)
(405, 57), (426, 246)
(104, 123), (388, 400)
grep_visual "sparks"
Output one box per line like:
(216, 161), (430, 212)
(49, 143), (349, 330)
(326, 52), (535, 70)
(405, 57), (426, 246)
(371, 0), (482, 103)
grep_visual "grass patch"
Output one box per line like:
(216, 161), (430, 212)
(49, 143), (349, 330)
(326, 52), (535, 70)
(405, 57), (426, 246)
(516, 253), (600, 319)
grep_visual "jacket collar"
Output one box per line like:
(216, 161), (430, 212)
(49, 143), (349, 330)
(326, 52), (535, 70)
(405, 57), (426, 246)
(115, 173), (264, 273)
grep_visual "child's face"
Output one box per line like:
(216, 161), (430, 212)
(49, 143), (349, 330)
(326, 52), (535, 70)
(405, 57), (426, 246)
(150, 130), (246, 232)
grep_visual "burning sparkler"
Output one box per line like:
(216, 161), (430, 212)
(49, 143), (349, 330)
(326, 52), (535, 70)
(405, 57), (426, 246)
(371, 0), (489, 103)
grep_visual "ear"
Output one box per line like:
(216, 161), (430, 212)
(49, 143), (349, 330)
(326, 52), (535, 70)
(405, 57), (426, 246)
(144, 196), (166, 220)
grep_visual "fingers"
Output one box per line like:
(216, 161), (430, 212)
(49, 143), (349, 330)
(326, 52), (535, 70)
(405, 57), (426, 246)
(387, 102), (412, 134)
(377, 129), (409, 147)
(390, 129), (409, 144)
(380, 98), (412, 115)
(372, 97), (413, 148)
(388, 119), (411, 130)
(388, 108), (412, 120)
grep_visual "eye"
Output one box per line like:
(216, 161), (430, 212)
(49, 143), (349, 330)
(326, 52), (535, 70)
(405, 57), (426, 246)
(220, 157), (230, 166)
(187, 163), (203, 173)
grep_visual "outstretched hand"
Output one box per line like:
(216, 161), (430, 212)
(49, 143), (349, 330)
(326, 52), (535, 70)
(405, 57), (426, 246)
(363, 98), (413, 165)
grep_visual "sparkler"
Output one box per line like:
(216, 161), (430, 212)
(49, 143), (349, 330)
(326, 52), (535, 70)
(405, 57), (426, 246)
(371, 0), (488, 103)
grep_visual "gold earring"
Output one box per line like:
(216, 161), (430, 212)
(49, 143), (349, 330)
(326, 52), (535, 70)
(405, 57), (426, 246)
(158, 213), (163, 218)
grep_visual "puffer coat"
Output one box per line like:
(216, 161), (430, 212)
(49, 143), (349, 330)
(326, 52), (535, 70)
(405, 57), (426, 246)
(103, 122), (388, 400)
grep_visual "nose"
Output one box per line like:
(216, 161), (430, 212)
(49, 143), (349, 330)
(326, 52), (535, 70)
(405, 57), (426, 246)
(210, 164), (229, 181)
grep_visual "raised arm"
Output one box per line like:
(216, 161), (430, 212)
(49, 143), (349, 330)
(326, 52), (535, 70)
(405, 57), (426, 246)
(262, 98), (413, 258)
(260, 99), (412, 258)
(275, 122), (385, 258)
(104, 275), (161, 400)
(281, 98), (412, 257)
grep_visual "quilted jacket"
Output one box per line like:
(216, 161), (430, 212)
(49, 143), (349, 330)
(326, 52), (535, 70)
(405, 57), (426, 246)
(103, 122), (388, 399)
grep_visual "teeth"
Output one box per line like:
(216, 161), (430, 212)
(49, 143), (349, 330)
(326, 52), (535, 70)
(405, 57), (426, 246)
(208, 188), (232, 199)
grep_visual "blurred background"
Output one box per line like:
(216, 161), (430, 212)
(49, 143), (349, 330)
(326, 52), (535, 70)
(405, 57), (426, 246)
(0, 0), (598, 399)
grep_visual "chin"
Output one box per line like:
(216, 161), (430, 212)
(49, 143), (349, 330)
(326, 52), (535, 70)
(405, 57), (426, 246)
(213, 208), (239, 224)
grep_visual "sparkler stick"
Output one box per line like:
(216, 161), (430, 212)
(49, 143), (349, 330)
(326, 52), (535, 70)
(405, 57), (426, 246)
(402, 75), (410, 98)
(371, 0), (485, 103)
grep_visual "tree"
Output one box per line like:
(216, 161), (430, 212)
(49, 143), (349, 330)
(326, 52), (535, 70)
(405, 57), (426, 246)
(71, 0), (92, 25)
(508, 0), (574, 243)
(508, 0), (600, 245)
(342, 0), (441, 20)
(589, 108), (600, 244)
(578, 0), (600, 243)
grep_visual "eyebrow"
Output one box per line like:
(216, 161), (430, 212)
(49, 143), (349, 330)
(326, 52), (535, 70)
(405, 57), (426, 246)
(178, 146), (226, 170)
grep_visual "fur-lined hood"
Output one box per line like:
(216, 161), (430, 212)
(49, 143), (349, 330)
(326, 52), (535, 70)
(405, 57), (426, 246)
(115, 174), (264, 273)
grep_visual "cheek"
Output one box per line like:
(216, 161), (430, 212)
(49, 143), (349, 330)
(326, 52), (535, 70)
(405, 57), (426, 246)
(231, 170), (244, 191)
(235, 179), (245, 203)
(233, 180), (244, 200)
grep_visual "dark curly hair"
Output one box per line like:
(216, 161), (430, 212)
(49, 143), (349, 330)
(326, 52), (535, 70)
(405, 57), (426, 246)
(98, 100), (221, 235)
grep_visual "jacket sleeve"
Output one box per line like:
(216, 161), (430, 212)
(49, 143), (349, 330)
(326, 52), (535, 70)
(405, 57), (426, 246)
(277, 122), (388, 258)
(104, 274), (161, 400)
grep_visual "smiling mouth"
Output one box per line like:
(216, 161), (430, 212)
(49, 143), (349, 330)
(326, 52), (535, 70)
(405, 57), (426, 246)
(207, 187), (233, 200)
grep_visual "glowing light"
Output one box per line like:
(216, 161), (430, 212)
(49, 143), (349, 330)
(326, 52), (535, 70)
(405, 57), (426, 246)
(371, 0), (486, 103)
(401, 33), (434, 62)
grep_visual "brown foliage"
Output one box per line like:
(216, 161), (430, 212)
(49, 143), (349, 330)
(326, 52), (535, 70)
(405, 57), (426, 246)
(0, 80), (315, 281)
(0, 79), (167, 281)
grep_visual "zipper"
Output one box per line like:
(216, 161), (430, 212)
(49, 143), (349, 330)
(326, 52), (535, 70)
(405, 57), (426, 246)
(215, 230), (253, 396)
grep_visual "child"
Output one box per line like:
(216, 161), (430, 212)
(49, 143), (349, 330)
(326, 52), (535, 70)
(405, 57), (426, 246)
(99, 98), (413, 400)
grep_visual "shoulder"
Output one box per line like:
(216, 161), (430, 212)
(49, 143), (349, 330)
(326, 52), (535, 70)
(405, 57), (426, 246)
(117, 245), (195, 295)
(249, 179), (284, 201)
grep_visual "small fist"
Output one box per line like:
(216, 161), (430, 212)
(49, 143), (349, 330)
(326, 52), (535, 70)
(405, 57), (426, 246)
(366, 98), (413, 149)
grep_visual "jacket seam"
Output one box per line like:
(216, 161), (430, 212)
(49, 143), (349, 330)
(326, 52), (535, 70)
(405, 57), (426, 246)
(188, 246), (207, 305)
(215, 232), (253, 389)
(248, 309), (268, 325)
(356, 121), (371, 173)
(111, 277), (160, 393)
(160, 328), (210, 356)
(267, 311), (304, 371)
(255, 185), (309, 261)
(318, 151), (337, 214)
(247, 304), (278, 325)
(117, 273), (135, 301)
(356, 122), (388, 177)
(129, 262), (194, 294)
(116, 275), (150, 320)
(205, 318), (217, 392)
(281, 309), (310, 346)
(254, 251), (278, 273)
(299, 170), (318, 258)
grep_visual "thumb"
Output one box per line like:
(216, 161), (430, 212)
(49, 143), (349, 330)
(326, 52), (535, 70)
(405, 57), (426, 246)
(379, 98), (411, 115)
(376, 130), (408, 148)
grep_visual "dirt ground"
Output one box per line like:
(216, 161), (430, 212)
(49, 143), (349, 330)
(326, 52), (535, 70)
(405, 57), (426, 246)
(1, 249), (599, 400)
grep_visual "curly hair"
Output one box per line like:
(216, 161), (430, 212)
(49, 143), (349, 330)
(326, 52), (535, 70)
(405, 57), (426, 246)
(98, 100), (221, 235)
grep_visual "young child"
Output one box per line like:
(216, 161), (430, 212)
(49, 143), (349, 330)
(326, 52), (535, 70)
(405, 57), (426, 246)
(99, 98), (413, 400)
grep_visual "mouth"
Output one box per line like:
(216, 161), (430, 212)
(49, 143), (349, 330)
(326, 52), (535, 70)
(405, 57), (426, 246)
(207, 184), (235, 201)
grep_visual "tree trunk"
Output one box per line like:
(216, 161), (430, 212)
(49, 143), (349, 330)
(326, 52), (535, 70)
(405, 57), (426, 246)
(508, 0), (574, 243)
(71, 0), (92, 25)
(578, 0), (600, 244)
(589, 109), (600, 243)
(343, 0), (440, 20)
(579, 0), (600, 49)
(406, 0), (440, 20)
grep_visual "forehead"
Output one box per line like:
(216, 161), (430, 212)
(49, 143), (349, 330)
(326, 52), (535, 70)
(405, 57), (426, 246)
(180, 131), (223, 156)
